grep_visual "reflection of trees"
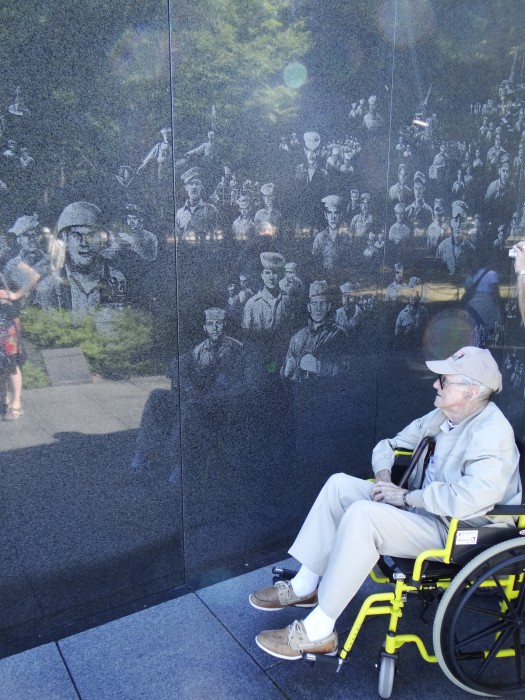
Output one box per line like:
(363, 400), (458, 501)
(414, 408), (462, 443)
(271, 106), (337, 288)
(172, 0), (311, 157)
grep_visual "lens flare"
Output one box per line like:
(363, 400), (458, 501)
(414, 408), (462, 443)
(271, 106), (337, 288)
(283, 62), (308, 89)
(423, 310), (475, 360)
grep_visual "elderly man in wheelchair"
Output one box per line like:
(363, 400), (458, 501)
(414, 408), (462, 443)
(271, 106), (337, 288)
(250, 346), (525, 697)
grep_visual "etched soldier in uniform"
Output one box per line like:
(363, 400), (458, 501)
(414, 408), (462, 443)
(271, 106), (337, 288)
(405, 171), (433, 233)
(282, 280), (347, 381)
(312, 195), (350, 272)
(175, 167), (219, 243)
(242, 252), (287, 334)
(254, 183), (282, 235)
(36, 201), (126, 318)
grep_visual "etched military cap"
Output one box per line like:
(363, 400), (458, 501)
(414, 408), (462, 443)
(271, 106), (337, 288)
(204, 307), (226, 321)
(309, 280), (329, 298)
(180, 167), (202, 184)
(260, 252), (285, 270)
(260, 183), (275, 196)
(9, 213), (39, 236)
(340, 281), (358, 295)
(321, 195), (343, 211)
(451, 200), (468, 219)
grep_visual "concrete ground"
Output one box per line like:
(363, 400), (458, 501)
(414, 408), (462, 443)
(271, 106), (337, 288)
(0, 558), (477, 700)
(0, 376), (477, 698)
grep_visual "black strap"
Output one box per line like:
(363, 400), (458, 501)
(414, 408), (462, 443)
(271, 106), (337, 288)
(398, 436), (436, 489)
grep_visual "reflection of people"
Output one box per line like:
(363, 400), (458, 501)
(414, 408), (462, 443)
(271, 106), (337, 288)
(281, 281), (347, 381)
(4, 214), (51, 301)
(1, 234), (41, 420)
(251, 347), (521, 661)
(464, 252), (503, 340)
(36, 201), (126, 317)
(511, 241), (525, 324)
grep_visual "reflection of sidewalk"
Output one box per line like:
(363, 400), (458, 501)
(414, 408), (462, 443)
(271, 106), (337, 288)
(0, 375), (170, 450)
(0, 559), (473, 700)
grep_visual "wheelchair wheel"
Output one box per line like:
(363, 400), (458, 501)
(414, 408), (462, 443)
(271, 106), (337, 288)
(377, 653), (396, 699)
(433, 537), (525, 697)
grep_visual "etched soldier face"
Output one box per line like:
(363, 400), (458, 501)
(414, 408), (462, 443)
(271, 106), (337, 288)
(305, 148), (318, 166)
(413, 181), (424, 201)
(499, 163), (510, 185)
(261, 267), (280, 290)
(262, 193), (273, 208)
(65, 226), (104, 268)
(126, 214), (142, 230)
(204, 318), (224, 343)
(185, 178), (203, 202)
(325, 208), (341, 230)
(308, 297), (330, 323)
(398, 169), (407, 185)
(17, 227), (43, 252)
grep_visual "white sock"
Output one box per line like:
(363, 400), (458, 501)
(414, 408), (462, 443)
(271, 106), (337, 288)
(303, 605), (336, 641)
(290, 565), (320, 597)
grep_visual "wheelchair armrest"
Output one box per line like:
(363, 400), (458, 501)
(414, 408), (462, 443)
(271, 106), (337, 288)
(487, 505), (525, 516)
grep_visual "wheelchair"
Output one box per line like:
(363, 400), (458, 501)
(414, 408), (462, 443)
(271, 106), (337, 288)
(273, 439), (525, 698)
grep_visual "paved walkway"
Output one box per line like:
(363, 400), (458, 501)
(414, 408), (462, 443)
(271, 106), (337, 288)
(0, 557), (476, 700)
(0, 377), (475, 698)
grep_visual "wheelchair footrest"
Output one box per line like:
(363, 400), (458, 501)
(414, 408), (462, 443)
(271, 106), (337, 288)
(271, 566), (297, 584)
(302, 652), (344, 672)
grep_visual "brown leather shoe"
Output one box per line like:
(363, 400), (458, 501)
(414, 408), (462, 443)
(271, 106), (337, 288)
(256, 620), (338, 660)
(249, 580), (318, 611)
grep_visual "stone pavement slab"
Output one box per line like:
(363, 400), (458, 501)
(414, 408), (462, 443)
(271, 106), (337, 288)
(0, 643), (78, 700)
(58, 592), (284, 700)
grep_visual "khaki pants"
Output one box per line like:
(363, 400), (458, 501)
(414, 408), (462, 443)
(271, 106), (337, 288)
(288, 473), (446, 619)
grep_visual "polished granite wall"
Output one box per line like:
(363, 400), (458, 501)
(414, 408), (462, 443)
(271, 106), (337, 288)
(1, 0), (524, 656)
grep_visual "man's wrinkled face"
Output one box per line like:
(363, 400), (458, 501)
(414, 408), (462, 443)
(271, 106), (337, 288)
(204, 319), (224, 342)
(308, 297), (330, 323)
(65, 226), (104, 268)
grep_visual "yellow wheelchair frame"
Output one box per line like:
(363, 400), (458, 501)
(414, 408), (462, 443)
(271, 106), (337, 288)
(274, 446), (525, 698)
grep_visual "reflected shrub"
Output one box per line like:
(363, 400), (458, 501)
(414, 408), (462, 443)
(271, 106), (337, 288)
(20, 306), (161, 379)
(22, 361), (50, 389)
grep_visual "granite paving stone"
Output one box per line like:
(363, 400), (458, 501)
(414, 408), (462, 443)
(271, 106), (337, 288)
(0, 643), (78, 700)
(58, 592), (284, 700)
